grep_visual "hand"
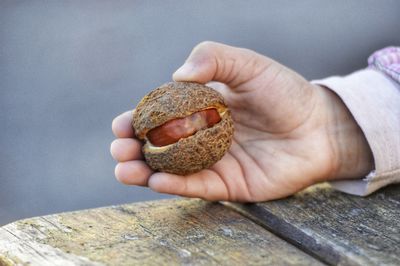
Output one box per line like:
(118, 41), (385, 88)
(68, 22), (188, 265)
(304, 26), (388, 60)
(110, 42), (373, 202)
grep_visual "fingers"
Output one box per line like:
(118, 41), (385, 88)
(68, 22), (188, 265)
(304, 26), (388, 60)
(115, 161), (153, 186)
(112, 111), (135, 138)
(110, 138), (143, 162)
(173, 41), (276, 89)
(148, 170), (229, 201)
(112, 110), (149, 186)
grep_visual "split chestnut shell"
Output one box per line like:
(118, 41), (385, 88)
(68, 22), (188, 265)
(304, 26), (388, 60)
(132, 82), (234, 175)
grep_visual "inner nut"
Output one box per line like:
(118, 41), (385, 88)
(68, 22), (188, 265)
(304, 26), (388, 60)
(146, 108), (221, 147)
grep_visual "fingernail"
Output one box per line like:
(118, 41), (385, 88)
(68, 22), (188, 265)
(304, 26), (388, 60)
(173, 63), (194, 80)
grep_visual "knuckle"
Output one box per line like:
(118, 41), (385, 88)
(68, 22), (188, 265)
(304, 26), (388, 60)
(194, 41), (220, 52)
(114, 163), (122, 179)
(110, 139), (118, 154)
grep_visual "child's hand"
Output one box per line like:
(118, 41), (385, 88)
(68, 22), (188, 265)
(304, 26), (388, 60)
(111, 42), (373, 202)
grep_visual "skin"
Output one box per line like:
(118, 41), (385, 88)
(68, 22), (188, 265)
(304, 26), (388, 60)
(110, 41), (374, 202)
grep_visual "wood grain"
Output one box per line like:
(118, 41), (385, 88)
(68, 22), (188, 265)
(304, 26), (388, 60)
(0, 199), (323, 266)
(225, 183), (400, 266)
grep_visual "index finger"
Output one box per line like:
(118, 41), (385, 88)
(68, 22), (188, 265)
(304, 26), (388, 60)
(112, 110), (135, 138)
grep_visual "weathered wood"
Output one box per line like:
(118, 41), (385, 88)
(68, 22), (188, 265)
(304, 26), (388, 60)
(0, 199), (323, 266)
(225, 183), (400, 266)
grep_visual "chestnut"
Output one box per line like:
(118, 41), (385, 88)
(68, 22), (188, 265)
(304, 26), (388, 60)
(132, 82), (234, 175)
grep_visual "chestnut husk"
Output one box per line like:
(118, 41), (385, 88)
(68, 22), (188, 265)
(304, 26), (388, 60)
(132, 82), (234, 175)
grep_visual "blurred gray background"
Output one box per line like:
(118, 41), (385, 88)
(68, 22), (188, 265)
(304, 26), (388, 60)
(1, 1), (399, 225)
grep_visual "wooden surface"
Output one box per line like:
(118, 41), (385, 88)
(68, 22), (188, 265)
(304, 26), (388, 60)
(1, 183), (398, 266)
(0, 199), (323, 266)
(226, 183), (400, 266)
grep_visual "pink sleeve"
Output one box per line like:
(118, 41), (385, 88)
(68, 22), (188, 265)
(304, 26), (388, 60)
(312, 68), (400, 195)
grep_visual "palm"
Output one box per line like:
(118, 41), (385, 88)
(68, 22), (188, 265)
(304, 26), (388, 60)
(202, 75), (333, 201)
(210, 126), (325, 201)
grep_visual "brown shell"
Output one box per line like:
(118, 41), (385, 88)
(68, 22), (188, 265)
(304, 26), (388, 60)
(133, 82), (228, 139)
(132, 81), (234, 175)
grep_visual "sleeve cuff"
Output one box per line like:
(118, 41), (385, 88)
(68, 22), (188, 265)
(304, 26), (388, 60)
(312, 68), (400, 196)
(328, 170), (400, 196)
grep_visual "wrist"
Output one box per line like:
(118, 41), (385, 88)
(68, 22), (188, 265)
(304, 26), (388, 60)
(317, 85), (374, 180)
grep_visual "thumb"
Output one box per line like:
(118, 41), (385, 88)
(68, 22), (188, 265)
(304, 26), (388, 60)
(173, 41), (277, 88)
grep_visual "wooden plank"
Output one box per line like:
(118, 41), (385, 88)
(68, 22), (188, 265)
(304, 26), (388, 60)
(225, 183), (400, 266)
(0, 199), (324, 266)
